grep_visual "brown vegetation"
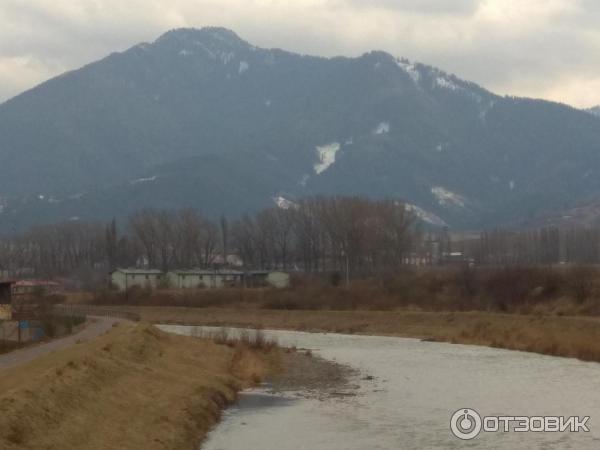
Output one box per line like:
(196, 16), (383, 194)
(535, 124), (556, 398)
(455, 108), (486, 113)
(103, 307), (600, 364)
(68, 264), (600, 365)
(90, 265), (600, 316)
(0, 323), (279, 450)
(0, 197), (418, 283)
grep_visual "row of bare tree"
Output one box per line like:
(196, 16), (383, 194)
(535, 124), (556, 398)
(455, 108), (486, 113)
(458, 227), (600, 265)
(0, 222), (108, 278)
(233, 197), (418, 273)
(0, 197), (419, 279)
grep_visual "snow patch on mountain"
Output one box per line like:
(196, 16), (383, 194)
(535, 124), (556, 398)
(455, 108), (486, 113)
(239, 61), (249, 74)
(130, 176), (157, 185)
(405, 203), (447, 227)
(431, 72), (485, 104)
(374, 122), (390, 135)
(397, 59), (420, 84)
(273, 196), (298, 210)
(300, 174), (310, 187)
(314, 143), (340, 175)
(179, 49), (192, 57)
(436, 76), (459, 91)
(218, 51), (235, 65)
(431, 186), (466, 208)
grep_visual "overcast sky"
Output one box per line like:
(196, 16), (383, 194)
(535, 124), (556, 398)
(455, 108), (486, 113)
(1, 0), (599, 108)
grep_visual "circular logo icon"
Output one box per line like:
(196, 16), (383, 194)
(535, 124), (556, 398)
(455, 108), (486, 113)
(450, 408), (482, 440)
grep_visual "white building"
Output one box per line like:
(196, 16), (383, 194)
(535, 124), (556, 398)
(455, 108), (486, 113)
(167, 269), (244, 289)
(110, 268), (289, 291)
(110, 269), (164, 291)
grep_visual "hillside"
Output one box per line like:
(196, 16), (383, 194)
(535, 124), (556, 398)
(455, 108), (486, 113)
(588, 106), (600, 117)
(2, 27), (600, 230)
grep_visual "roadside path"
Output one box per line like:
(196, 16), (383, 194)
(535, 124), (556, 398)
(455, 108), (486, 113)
(0, 316), (121, 371)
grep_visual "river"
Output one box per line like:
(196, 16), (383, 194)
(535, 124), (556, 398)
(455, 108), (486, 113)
(159, 325), (600, 449)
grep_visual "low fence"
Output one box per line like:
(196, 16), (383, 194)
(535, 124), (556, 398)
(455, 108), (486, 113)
(52, 304), (141, 322)
(0, 319), (45, 343)
(0, 305), (140, 345)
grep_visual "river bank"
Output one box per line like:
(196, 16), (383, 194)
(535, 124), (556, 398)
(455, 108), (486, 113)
(83, 305), (600, 363)
(0, 322), (280, 450)
(163, 326), (600, 449)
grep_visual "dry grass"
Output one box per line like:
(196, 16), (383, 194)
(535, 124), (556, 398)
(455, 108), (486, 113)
(66, 264), (600, 368)
(97, 306), (600, 364)
(431, 315), (600, 362)
(0, 322), (279, 450)
(87, 265), (600, 316)
(193, 327), (278, 351)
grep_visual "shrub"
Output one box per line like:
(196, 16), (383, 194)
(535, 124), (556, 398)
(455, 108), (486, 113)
(85, 265), (600, 315)
(565, 265), (596, 304)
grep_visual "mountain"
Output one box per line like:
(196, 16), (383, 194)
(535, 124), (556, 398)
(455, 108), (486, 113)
(588, 106), (600, 117)
(521, 201), (600, 229)
(2, 26), (600, 231)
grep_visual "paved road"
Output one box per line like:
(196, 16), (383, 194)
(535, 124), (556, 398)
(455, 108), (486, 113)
(0, 316), (121, 371)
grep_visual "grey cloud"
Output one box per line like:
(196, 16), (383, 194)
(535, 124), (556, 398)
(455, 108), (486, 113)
(338, 0), (480, 15)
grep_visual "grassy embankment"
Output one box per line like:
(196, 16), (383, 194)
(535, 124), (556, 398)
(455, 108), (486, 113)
(87, 307), (600, 362)
(0, 322), (279, 450)
(81, 265), (600, 363)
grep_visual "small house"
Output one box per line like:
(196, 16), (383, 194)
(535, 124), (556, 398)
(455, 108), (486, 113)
(244, 271), (290, 288)
(12, 279), (61, 296)
(110, 269), (164, 291)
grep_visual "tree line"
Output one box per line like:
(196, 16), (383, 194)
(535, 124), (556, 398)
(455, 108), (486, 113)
(6, 197), (600, 284)
(458, 227), (600, 265)
(0, 197), (419, 280)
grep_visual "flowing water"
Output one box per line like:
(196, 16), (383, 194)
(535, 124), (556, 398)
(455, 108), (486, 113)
(159, 325), (600, 449)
